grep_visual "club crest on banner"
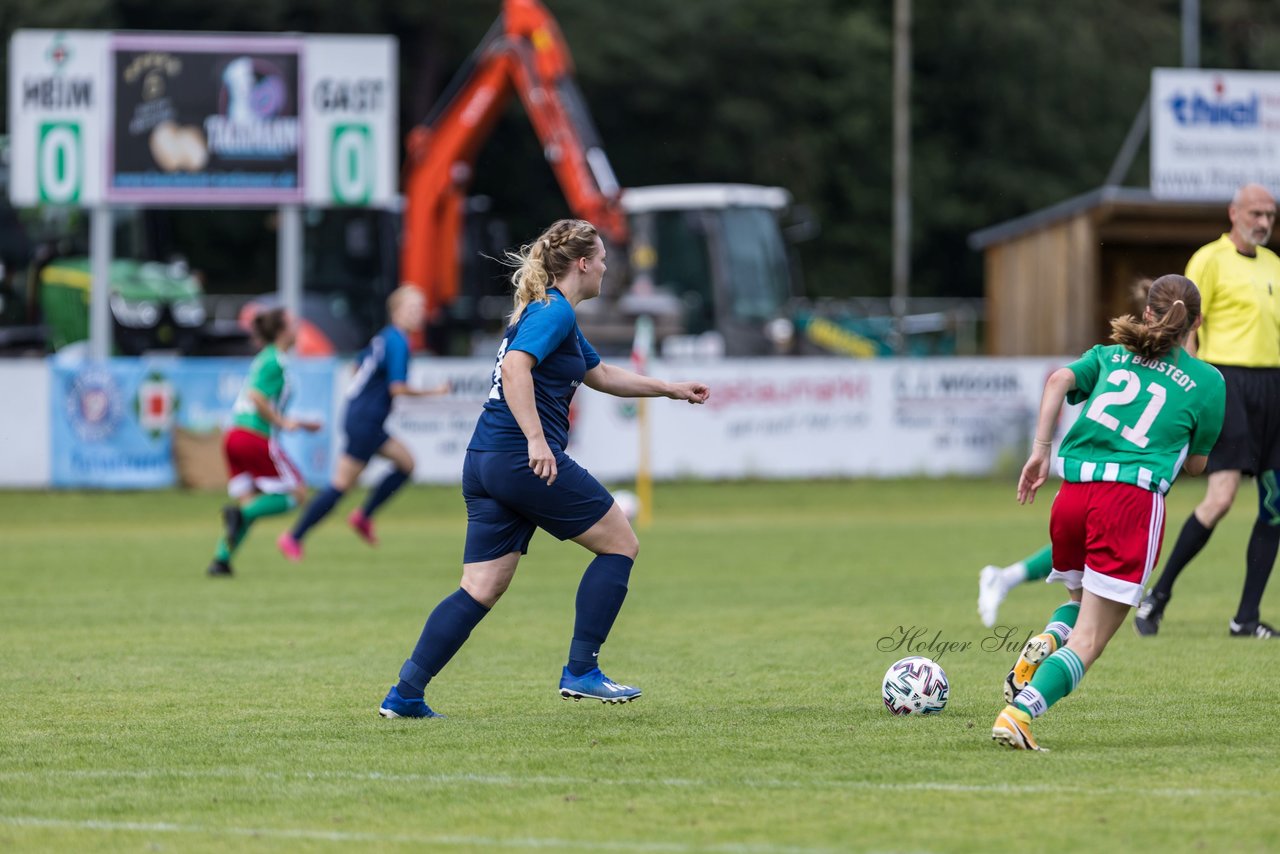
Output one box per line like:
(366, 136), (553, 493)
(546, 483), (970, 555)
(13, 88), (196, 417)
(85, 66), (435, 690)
(65, 368), (124, 442)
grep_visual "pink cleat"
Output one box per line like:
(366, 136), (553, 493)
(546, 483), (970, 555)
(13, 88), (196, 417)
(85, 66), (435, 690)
(276, 531), (304, 562)
(349, 509), (378, 546)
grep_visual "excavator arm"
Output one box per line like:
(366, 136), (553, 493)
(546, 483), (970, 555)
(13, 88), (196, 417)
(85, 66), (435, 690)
(400, 0), (628, 339)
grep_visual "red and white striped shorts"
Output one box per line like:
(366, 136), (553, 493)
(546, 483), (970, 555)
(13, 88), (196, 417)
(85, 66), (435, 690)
(1048, 480), (1166, 607)
(223, 427), (301, 498)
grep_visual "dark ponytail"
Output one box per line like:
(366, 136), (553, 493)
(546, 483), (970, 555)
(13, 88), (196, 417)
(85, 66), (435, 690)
(252, 307), (288, 344)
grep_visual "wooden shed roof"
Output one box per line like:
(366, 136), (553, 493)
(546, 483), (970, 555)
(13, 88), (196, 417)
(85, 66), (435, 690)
(968, 185), (1226, 251)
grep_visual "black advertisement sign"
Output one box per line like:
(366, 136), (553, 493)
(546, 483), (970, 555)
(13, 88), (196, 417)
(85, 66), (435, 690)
(109, 35), (302, 204)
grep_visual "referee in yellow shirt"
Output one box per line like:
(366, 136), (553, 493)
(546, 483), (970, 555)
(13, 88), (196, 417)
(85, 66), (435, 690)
(1135, 183), (1280, 639)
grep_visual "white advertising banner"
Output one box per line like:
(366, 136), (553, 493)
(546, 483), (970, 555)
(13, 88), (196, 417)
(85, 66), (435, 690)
(1150, 68), (1280, 199)
(351, 358), (495, 485)
(0, 360), (51, 486)
(0, 357), (1081, 488)
(372, 357), (1071, 485)
(570, 358), (1068, 482)
(7, 30), (111, 206)
(303, 36), (398, 207)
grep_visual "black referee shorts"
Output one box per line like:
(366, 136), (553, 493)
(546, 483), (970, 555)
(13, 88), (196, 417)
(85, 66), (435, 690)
(1207, 364), (1280, 476)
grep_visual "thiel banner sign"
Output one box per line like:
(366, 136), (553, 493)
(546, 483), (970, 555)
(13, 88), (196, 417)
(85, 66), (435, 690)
(1151, 68), (1280, 200)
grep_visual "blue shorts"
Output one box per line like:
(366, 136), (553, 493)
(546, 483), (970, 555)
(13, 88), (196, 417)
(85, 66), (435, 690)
(344, 418), (390, 463)
(462, 448), (614, 563)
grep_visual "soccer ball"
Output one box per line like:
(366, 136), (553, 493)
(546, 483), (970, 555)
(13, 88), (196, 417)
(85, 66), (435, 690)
(882, 656), (949, 715)
(612, 489), (640, 521)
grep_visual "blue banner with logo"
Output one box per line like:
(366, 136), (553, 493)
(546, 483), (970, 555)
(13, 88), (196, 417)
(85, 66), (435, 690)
(51, 358), (180, 488)
(51, 356), (335, 489)
(174, 357), (334, 488)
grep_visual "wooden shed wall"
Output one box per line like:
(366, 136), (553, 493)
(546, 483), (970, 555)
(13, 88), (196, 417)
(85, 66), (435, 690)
(984, 214), (1097, 356)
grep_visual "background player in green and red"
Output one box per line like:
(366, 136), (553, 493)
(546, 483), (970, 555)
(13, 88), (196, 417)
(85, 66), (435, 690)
(993, 274), (1225, 750)
(207, 307), (322, 577)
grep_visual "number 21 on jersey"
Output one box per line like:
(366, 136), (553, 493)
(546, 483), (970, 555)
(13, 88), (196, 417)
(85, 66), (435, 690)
(1085, 369), (1166, 449)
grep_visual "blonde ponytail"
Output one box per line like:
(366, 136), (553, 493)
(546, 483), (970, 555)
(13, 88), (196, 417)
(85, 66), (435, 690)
(507, 241), (552, 322)
(504, 219), (600, 322)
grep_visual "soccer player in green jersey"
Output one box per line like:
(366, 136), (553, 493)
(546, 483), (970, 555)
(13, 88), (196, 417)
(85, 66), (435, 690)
(208, 308), (323, 577)
(993, 274), (1226, 750)
(978, 278), (1176, 629)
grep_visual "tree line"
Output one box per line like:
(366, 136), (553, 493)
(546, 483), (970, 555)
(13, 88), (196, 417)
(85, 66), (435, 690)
(2, 0), (1279, 298)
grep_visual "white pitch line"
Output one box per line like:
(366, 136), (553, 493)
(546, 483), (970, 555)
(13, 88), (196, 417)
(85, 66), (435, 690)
(0, 816), (845, 854)
(0, 767), (1271, 800)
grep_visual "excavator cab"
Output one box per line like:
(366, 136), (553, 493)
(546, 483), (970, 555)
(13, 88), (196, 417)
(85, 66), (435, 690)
(620, 184), (795, 356)
(400, 0), (802, 357)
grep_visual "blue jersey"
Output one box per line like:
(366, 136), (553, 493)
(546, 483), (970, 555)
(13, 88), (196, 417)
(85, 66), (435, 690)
(469, 289), (601, 452)
(344, 325), (411, 427)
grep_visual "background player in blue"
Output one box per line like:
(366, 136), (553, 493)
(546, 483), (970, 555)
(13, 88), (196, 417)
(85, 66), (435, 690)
(278, 287), (449, 561)
(378, 219), (711, 718)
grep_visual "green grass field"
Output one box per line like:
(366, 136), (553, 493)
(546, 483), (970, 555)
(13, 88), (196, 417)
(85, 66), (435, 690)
(2, 479), (1279, 852)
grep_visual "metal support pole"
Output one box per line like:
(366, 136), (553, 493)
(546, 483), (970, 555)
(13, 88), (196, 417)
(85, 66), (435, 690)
(88, 204), (113, 361)
(891, 0), (912, 354)
(278, 205), (303, 322)
(1182, 0), (1200, 68)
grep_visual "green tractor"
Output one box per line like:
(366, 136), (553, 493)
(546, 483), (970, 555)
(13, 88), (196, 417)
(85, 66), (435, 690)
(0, 219), (209, 357)
(37, 257), (206, 355)
(1, 135), (208, 356)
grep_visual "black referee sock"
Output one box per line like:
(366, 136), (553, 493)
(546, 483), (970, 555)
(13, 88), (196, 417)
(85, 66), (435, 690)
(1236, 518), (1280, 626)
(1151, 513), (1215, 601)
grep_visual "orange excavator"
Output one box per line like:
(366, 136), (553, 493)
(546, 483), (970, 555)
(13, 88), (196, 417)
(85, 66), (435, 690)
(401, 0), (804, 357)
(400, 0), (628, 343)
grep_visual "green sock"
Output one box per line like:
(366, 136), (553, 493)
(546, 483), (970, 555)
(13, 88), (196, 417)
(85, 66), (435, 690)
(213, 494), (294, 562)
(1014, 647), (1085, 718)
(242, 492), (297, 521)
(213, 522), (250, 562)
(1044, 600), (1080, 647)
(1023, 544), (1054, 581)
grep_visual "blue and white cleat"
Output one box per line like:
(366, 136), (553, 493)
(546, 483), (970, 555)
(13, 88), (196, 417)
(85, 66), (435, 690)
(558, 667), (642, 704)
(378, 685), (444, 719)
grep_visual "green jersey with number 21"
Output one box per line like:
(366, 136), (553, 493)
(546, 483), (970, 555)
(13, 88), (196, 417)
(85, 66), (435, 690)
(1056, 344), (1225, 495)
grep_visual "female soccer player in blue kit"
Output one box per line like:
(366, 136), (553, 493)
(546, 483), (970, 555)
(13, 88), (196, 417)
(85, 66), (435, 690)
(378, 219), (711, 718)
(278, 287), (448, 560)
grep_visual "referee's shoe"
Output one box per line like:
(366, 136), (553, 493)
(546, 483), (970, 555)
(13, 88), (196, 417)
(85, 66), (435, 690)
(1134, 591), (1167, 636)
(1229, 619), (1277, 638)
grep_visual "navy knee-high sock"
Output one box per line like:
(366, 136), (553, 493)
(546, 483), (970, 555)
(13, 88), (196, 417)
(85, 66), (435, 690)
(396, 588), (490, 699)
(363, 469), (410, 517)
(567, 554), (634, 676)
(291, 485), (344, 540)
